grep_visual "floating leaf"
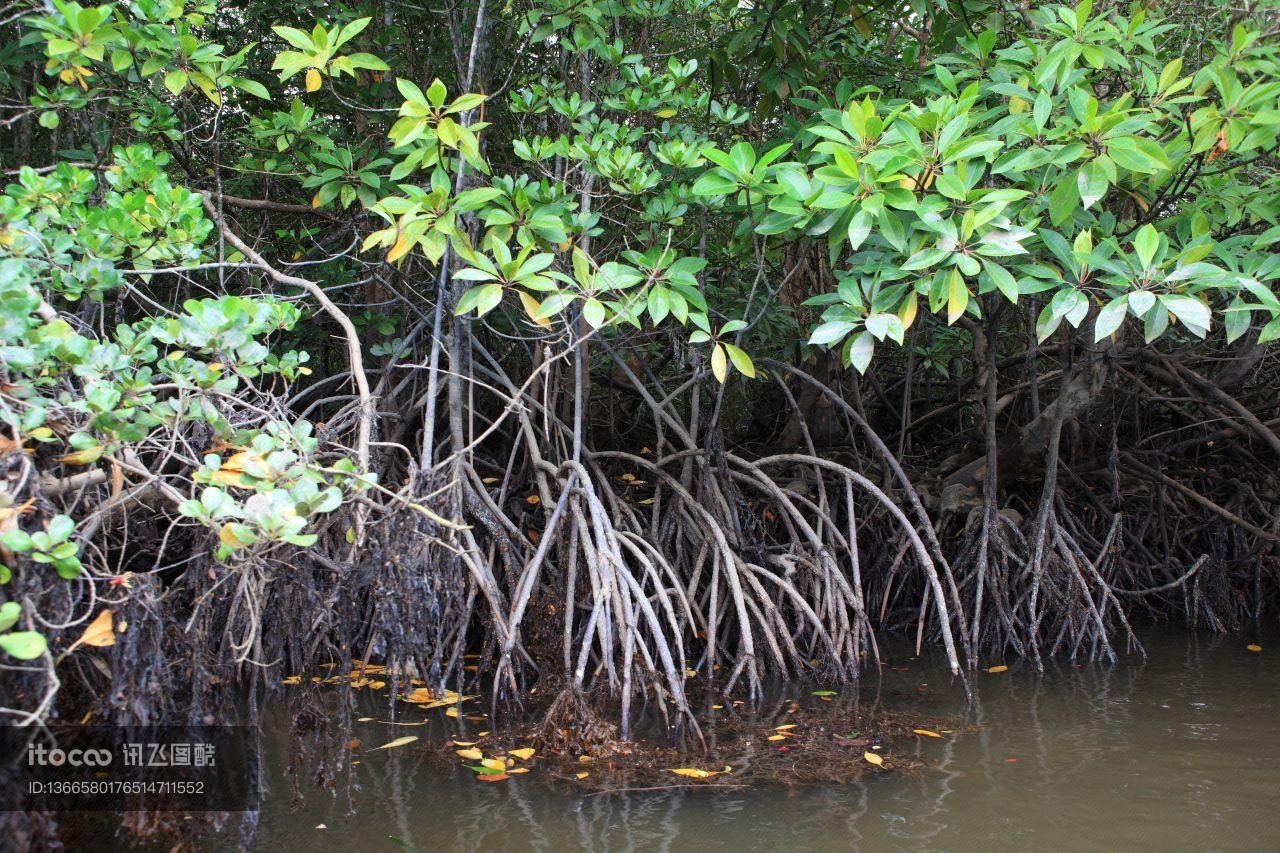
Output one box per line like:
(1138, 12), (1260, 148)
(508, 767), (530, 774)
(456, 748), (483, 760)
(811, 690), (837, 696)
(985, 665), (1008, 673)
(452, 740), (477, 747)
(281, 675), (301, 685)
(477, 772), (509, 783)
(480, 757), (507, 772)
(372, 736), (418, 750)
(775, 724), (797, 731)
(1247, 644), (1263, 652)
(863, 751), (884, 766)
(509, 747), (535, 760)
(670, 768), (717, 778)
(913, 729), (942, 738)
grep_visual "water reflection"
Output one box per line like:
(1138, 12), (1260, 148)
(255, 627), (1279, 853)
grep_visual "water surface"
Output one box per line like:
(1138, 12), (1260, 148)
(254, 627), (1280, 852)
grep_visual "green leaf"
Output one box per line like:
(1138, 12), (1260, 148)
(1160, 294), (1210, 338)
(1094, 296), (1129, 341)
(0, 631), (47, 660)
(846, 331), (875, 374)
(808, 321), (856, 346)
(1133, 224), (1159, 269)
(1048, 175), (1080, 226)
(983, 260), (1019, 304)
(723, 343), (755, 378)
(0, 602), (20, 633)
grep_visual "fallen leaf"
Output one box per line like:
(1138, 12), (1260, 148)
(507, 767), (530, 774)
(281, 676), (301, 685)
(526, 495), (540, 505)
(863, 752), (884, 766)
(480, 758), (506, 772)
(477, 773), (509, 783)
(72, 610), (116, 651)
(575, 772), (589, 779)
(811, 690), (837, 696)
(357, 717), (373, 722)
(372, 736), (418, 751)
(986, 665), (1009, 673)
(913, 729), (942, 738)
(445, 707), (459, 718)
(509, 747), (535, 760)
(1004, 757), (1018, 763)
(456, 748), (483, 760)
(1247, 644), (1263, 652)
(774, 724), (797, 731)
(452, 740), (477, 747)
(670, 768), (717, 778)
(315, 824), (327, 830)
(767, 735), (786, 741)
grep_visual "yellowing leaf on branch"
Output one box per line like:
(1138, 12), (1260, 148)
(710, 343), (728, 383)
(386, 231), (411, 264)
(305, 68), (322, 92)
(519, 291), (551, 327)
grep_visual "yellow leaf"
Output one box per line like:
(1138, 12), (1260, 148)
(774, 724), (797, 731)
(452, 740), (477, 747)
(670, 768), (717, 778)
(74, 609), (116, 649)
(851, 5), (872, 37)
(898, 293), (918, 330)
(305, 68), (322, 92)
(913, 729), (942, 738)
(372, 736), (418, 750)
(482, 477), (499, 485)
(456, 748), (483, 760)
(445, 706), (459, 718)
(655, 107), (678, 118)
(710, 344), (728, 383)
(281, 676), (301, 685)
(480, 757), (506, 771)
(767, 734), (786, 741)
(986, 665), (1008, 673)
(519, 290), (552, 327)
(575, 772), (589, 779)
(863, 751), (883, 766)
(1247, 644), (1263, 652)
(509, 747), (535, 760)
(55, 445), (105, 466)
(386, 231), (411, 264)
(508, 767), (530, 774)
(218, 523), (247, 549)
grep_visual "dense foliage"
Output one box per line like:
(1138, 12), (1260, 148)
(1, 0), (1278, 796)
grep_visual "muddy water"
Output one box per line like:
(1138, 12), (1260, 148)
(253, 627), (1280, 852)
